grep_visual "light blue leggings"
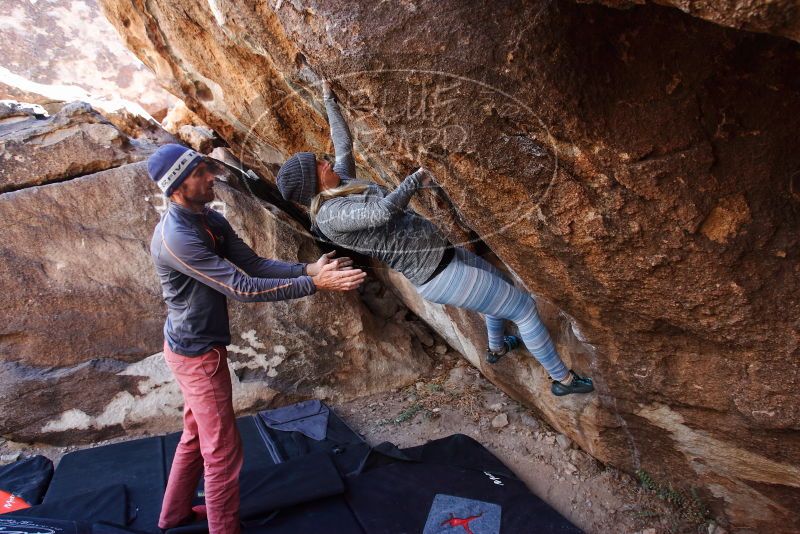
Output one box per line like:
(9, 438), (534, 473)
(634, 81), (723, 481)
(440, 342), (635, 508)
(416, 248), (570, 381)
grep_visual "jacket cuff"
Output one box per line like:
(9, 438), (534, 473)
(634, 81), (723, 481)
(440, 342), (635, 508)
(304, 275), (317, 295)
(409, 169), (424, 188)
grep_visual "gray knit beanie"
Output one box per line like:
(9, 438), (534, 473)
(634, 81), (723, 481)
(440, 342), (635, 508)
(276, 152), (317, 206)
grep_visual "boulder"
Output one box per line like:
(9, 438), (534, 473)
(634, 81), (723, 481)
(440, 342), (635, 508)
(0, 101), (153, 192)
(93, 0), (800, 530)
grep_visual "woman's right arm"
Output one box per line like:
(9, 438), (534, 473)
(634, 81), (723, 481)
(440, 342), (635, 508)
(316, 169), (425, 232)
(324, 85), (357, 178)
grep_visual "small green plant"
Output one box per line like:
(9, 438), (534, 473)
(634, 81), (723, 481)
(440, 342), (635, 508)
(393, 403), (423, 424)
(636, 469), (656, 491)
(632, 508), (658, 519)
(635, 469), (710, 527)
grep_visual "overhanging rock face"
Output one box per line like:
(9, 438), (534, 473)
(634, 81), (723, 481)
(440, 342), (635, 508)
(98, 0), (800, 529)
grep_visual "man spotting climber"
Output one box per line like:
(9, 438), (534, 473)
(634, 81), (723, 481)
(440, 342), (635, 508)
(147, 144), (366, 533)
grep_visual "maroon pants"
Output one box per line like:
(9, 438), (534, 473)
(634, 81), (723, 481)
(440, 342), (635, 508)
(159, 342), (243, 534)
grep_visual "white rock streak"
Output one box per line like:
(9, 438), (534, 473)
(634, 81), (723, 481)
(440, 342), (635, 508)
(40, 349), (279, 434)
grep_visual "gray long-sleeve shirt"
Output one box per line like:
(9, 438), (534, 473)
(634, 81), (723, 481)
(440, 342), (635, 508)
(151, 201), (316, 356)
(313, 96), (450, 286)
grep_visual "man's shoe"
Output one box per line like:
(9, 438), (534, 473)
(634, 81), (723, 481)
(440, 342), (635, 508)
(486, 335), (521, 364)
(551, 370), (594, 396)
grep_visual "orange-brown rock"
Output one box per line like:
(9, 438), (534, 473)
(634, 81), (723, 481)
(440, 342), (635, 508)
(95, 1), (800, 530)
(162, 100), (218, 153)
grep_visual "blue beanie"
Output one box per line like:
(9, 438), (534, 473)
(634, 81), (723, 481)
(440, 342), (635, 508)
(276, 152), (317, 206)
(147, 144), (204, 196)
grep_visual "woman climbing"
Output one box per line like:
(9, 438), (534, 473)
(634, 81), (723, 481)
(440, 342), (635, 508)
(276, 82), (593, 396)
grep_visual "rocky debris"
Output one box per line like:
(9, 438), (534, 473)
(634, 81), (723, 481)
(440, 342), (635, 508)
(519, 412), (541, 431)
(335, 357), (697, 534)
(0, 101), (153, 193)
(491, 413), (509, 429)
(444, 366), (467, 390)
(0, 101), (47, 124)
(556, 434), (574, 451)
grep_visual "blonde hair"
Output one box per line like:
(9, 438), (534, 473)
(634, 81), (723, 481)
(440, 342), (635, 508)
(309, 182), (370, 224)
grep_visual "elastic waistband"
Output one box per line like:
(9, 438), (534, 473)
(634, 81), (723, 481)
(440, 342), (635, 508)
(164, 340), (226, 358)
(421, 247), (455, 285)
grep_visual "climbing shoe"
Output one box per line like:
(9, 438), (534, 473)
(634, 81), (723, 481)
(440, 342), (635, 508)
(485, 335), (521, 364)
(551, 370), (594, 396)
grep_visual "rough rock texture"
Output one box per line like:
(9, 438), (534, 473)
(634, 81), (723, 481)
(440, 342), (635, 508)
(161, 100), (208, 133)
(0, 103), (431, 444)
(97, 0), (800, 530)
(162, 100), (218, 153)
(583, 0), (800, 44)
(104, 107), (181, 147)
(0, 101), (154, 193)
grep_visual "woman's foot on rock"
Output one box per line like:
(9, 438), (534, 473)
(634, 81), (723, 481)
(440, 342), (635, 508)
(485, 335), (521, 364)
(551, 370), (594, 396)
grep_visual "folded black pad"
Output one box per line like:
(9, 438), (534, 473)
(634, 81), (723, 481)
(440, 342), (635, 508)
(239, 452), (344, 518)
(239, 496), (363, 534)
(0, 455), (53, 512)
(258, 400), (369, 475)
(46, 417), (279, 531)
(7, 484), (131, 525)
(45, 435), (167, 531)
(166, 453), (348, 533)
(346, 434), (582, 534)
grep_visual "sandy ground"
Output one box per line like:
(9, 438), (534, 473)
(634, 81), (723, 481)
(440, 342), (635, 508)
(1, 350), (718, 534)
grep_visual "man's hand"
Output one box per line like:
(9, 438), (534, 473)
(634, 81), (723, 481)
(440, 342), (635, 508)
(306, 251), (354, 276)
(311, 260), (367, 292)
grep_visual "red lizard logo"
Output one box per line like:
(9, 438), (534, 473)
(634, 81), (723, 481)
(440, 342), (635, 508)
(441, 512), (483, 534)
